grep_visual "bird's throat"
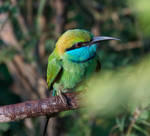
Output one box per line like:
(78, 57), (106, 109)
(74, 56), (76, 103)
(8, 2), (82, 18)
(65, 44), (97, 63)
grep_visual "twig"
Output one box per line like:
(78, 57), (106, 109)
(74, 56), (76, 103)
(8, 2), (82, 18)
(0, 14), (9, 33)
(0, 92), (80, 123)
(52, 0), (68, 37)
(27, 0), (33, 26)
(11, 0), (29, 39)
(126, 107), (141, 136)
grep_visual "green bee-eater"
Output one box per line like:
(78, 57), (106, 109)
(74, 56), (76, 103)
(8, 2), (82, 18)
(44, 29), (119, 135)
(47, 29), (119, 97)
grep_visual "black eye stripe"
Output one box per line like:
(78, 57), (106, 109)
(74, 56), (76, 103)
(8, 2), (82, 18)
(66, 41), (90, 51)
(66, 44), (76, 51)
(66, 42), (82, 51)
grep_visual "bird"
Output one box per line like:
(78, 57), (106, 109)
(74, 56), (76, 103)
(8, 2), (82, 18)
(47, 29), (119, 96)
(44, 29), (119, 135)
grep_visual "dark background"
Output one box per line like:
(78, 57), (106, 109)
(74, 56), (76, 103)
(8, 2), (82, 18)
(0, 0), (150, 136)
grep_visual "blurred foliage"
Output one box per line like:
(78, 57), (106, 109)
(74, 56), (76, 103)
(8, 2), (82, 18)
(129, 0), (150, 36)
(84, 56), (150, 114)
(0, 0), (150, 136)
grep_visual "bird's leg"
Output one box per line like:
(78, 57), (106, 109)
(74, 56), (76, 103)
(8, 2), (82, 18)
(56, 87), (68, 105)
(53, 83), (70, 105)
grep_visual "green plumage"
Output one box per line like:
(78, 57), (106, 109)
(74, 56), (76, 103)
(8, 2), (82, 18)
(47, 29), (100, 95)
(47, 50), (61, 89)
(45, 29), (118, 136)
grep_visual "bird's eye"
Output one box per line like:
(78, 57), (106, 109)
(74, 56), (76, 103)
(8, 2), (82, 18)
(74, 42), (82, 48)
(66, 42), (82, 51)
(66, 41), (89, 51)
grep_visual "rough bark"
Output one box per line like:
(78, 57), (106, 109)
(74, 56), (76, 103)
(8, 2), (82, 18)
(0, 92), (80, 123)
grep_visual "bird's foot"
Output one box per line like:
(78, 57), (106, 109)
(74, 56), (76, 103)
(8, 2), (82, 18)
(57, 89), (68, 105)
(53, 84), (70, 106)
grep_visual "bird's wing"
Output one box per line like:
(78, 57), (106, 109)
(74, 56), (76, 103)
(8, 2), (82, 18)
(47, 52), (62, 90)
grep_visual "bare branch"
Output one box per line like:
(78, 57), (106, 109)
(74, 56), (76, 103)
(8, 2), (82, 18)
(0, 92), (80, 123)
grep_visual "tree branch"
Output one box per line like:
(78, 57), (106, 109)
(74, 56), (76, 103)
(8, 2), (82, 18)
(0, 92), (80, 123)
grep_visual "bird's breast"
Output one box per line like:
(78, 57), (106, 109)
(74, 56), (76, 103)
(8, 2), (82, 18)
(59, 57), (97, 89)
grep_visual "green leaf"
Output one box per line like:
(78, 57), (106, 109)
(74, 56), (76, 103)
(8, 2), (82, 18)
(116, 116), (126, 132)
(0, 48), (17, 63)
(133, 124), (148, 135)
(0, 123), (10, 132)
(139, 111), (149, 120)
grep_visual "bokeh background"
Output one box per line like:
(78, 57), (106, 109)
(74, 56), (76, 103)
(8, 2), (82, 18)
(0, 0), (150, 136)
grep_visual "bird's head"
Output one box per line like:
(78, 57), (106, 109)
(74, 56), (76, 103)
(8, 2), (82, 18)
(55, 29), (119, 62)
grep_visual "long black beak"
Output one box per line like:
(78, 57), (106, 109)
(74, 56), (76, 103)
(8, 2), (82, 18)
(90, 36), (120, 45)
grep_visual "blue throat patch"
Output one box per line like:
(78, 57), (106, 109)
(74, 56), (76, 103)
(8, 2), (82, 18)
(65, 44), (97, 63)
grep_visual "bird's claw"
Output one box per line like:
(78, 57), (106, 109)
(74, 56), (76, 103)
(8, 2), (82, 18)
(57, 90), (67, 105)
